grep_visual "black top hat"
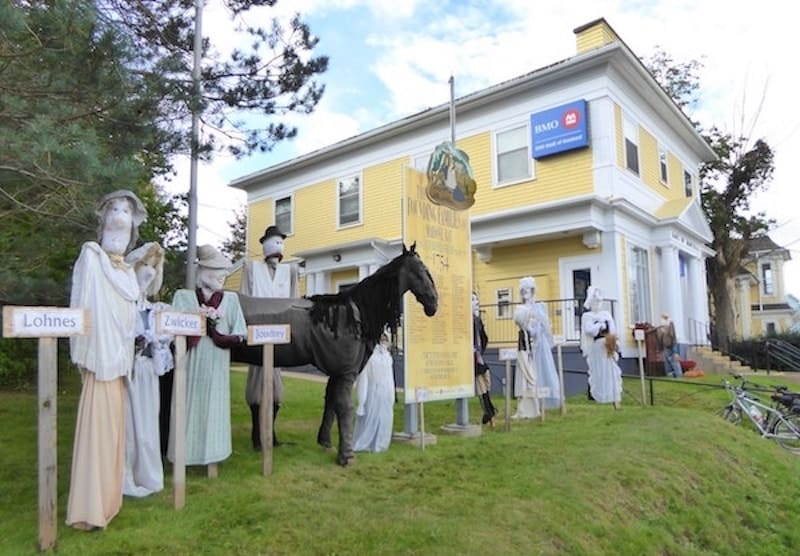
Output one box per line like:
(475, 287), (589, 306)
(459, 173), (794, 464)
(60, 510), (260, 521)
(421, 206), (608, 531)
(259, 225), (287, 243)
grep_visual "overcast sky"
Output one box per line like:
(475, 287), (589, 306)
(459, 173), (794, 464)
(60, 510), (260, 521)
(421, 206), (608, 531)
(176, 0), (800, 296)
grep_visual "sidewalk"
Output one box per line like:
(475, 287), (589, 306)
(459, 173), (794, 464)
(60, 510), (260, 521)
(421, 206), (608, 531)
(231, 363), (328, 383)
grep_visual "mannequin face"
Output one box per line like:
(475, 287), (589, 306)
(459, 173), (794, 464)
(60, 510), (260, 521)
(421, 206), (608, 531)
(135, 262), (156, 294)
(104, 198), (133, 232)
(262, 235), (284, 259)
(472, 292), (480, 317)
(197, 266), (227, 292)
(521, 286), (534, 303)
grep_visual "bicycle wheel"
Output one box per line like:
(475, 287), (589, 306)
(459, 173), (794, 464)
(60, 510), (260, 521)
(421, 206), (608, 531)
(772, 414), (800, 454)
(721, 404), (742, 425)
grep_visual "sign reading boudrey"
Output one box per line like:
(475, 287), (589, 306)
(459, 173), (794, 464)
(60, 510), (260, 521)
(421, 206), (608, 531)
(531, 99), (589, 159)
(403, 165), (473, 403)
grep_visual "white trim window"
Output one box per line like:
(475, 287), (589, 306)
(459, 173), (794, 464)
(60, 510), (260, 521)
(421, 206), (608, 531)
(412, 152), (430, 173)
(275, 195), (292, 236)
(761, 262), (774, 295)
(495, 124), (531, 185)
(337, 174), (361, 227)
(764, 321), (777, 336)
(628, 245), (652, 324)
(658, 146), (668, 184)
(496, 288), (512, 319)
(683, 169), (693, 197)
(623, 116), (640, 175)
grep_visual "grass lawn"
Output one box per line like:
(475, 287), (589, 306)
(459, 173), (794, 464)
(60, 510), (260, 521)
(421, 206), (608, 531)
(1, 369), (799, 555)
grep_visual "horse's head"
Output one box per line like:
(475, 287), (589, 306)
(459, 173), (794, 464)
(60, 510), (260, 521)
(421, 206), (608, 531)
(400, 243), (438, 316)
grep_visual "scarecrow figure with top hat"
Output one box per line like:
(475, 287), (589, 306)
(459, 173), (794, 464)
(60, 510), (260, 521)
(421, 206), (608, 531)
(240, 225), (299, 449)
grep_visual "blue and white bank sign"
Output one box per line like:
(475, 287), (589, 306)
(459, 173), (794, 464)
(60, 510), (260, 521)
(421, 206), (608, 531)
(530, 100), (589, 159)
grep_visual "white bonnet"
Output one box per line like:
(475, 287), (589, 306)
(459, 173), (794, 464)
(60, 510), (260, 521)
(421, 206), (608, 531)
(196, 244), (232, 270)
(125, 242), (165, 296)
(584, 285), (602, 309)
(519, 276), (536, 291)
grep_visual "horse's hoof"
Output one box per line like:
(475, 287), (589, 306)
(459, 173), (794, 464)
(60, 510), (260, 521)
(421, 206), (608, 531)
(317, 440), (333, 450)
(337, 455), (356, 467)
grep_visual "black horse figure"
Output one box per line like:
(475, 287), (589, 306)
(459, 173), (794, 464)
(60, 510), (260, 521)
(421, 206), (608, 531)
(232, 243), (438, 465)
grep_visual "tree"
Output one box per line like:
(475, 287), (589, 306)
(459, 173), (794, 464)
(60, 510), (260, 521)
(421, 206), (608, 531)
(0, 1), (328, 304)
(220, 205), (247, 263)
(94, 0), (329, 159)
(701, 129), (774, 351)
(644, 48), (776, 351)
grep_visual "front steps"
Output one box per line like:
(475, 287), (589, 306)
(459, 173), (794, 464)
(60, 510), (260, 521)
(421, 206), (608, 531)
(688, 345), (753, 375)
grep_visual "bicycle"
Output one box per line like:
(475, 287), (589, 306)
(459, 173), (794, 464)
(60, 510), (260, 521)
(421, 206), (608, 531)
(719, 374), (800, 454)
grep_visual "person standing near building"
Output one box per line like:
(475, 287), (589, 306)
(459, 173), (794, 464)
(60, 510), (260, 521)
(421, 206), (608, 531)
(580, 286), (623, 408)
(66, 190), (146, 530)
(240, 225), (298, 449)
(656, 313), (683, 377)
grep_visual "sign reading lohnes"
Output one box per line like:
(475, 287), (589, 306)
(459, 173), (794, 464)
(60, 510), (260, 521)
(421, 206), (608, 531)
(403, 156), (473, 403)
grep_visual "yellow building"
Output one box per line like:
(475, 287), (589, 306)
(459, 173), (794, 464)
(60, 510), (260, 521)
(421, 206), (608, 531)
(230, 18), (717, 358)
(735, 235), (794, 338)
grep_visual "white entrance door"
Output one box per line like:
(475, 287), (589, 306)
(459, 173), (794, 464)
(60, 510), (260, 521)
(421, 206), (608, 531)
(559, 255), (601, 341)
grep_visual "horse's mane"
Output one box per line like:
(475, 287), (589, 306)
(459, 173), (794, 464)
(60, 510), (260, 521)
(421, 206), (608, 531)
(308, 250), (411, 343)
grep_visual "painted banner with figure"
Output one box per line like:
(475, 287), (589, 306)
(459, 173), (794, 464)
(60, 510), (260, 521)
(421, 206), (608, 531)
(403, 156), (473, 403)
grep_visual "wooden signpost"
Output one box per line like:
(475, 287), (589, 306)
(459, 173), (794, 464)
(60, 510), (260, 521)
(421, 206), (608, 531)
(498, 347), (517, 432)
(2, 306), (88, 552)
(634, 327), (647, 407)
(155, 310), (205, 509)
(553, 335), (567, 416)
(246, 324), (291, 476)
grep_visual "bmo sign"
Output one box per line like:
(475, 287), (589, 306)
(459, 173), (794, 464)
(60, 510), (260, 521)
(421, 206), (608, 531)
(530, 100), (589, 159)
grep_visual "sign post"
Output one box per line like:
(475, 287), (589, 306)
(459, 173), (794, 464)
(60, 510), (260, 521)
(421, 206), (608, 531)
(553, 335), (567, 415)
(247, 324), (291, 476)
(2, 306), (88, 551)
(498, 348), (517, 432)
(634, 328), (647, 407)
(156, 310), (205, 509)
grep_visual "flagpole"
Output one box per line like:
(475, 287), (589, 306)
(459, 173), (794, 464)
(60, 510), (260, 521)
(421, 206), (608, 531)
(449, 75), (456, 144)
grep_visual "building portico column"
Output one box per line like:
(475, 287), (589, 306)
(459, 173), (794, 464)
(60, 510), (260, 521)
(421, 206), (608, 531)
(660, 244), (682, 337)
(687, 255), (709, 344)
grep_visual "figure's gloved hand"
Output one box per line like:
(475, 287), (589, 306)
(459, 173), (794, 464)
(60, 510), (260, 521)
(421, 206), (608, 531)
(209, 325), (243, 349)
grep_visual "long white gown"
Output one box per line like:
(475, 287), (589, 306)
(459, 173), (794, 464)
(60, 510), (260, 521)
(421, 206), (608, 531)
(353, 344), (395, 453)
(581, 309), (623, 404)
(123, 300), (173, 497)
(514, 302), (562, 418)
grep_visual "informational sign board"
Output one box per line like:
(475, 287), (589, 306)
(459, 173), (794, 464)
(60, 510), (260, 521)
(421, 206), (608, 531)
(247, 324), (291, 345)
(531, 99), (589, 159)
(156, 311), (205, 336)
(2, 306), (87, 337)
(403, 166), (473, 403)
(498, 348), (518, 361)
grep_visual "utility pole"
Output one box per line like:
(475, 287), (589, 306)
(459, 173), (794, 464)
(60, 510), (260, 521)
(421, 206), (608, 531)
(185, 0), (204, 288)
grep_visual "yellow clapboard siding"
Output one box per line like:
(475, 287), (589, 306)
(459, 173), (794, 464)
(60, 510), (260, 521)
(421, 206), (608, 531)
(246, 198), (274, 260)
(329, 269), (359, 291)
(471, 145), (594, 215)
(639, 127), (660, 191)
(575, 21), (619, 54)
(614, 104), (624, 168)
